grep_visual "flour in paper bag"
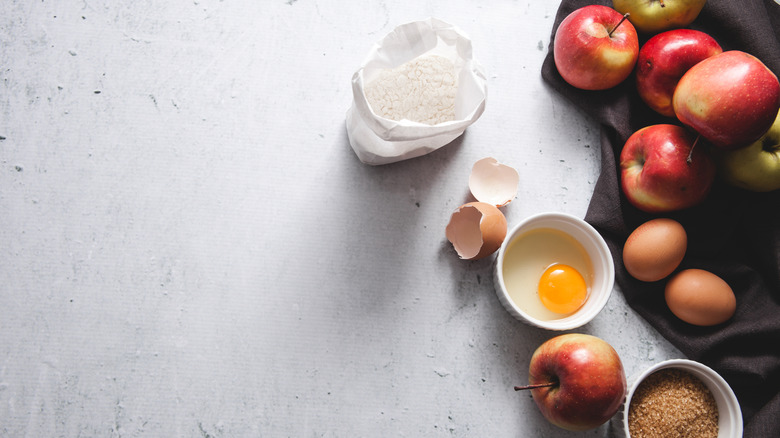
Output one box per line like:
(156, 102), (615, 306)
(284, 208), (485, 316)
(364, 54), (457, 125)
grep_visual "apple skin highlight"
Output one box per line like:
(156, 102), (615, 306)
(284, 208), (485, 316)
(612, 0), (707, 34)
(673, 50), (780, 150)
(636, 29), (722, 117)
(525, 334), (627, 431)
(714, 111), (780, 192)
(620, 124), (716, 213)
(553, 5), (638, 90)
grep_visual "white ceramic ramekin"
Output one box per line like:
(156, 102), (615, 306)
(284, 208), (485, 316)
(614, 359), (743, 438)
(493, 211), (615, 330)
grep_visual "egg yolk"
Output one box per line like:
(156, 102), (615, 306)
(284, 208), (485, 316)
(538, 264), (588, 314)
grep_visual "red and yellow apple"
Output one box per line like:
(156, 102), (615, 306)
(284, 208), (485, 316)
(636, 29), (722, 117)
(673, 50), (780, 149)
(620, 124), (716, 212)
(553, 5), (639, 90)
(715, 110), (780, 192)
(515, 334), (627, 431)
(612, 0), (707, 34)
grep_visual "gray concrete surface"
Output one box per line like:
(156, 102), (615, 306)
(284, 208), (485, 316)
(0, 1), (682, 436)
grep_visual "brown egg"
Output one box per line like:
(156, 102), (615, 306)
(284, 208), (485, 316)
(665, 269), (736, 326)
(445, 201), (507, 260)
(623, 218), (687, 282)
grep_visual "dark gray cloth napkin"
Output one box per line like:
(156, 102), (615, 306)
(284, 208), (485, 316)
(541, 1), (780, 436)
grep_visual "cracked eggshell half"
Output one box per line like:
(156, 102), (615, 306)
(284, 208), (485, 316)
(468, 157), (519, 207)
(446, 202), (507, 260)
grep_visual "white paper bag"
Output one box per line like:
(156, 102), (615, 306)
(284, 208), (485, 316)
(346, 18), (488, 166)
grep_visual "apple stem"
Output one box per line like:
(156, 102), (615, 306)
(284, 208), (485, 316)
(514, 382), (558, 391)
(608, 13), (630, 37)
(687, 134), (701, 164)
(659, 0), (666, 7)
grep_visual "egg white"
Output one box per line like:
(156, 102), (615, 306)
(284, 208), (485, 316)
(502, 228), (593, 321)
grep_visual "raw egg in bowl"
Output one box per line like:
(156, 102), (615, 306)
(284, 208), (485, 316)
(493, 212), (615, 330)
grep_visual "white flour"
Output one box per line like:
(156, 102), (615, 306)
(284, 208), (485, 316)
(364, 54), (458, 125)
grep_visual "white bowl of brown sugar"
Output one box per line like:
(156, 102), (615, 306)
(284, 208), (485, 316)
(615, 359), (743, 438)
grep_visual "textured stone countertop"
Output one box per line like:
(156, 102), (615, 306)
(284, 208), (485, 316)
(0, 1), (682, 436)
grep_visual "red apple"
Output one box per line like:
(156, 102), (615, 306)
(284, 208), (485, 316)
(620, 124), (716, 213)
(636, 29), (722, 117)
(553, 5), (639, 90)
(673, 50), (780, 149)
(515, 334), (627, 431)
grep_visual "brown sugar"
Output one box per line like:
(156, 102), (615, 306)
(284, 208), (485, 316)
(628, 368), (719, 438)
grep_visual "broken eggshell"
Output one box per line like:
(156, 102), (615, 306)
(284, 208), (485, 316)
(468, 157), (519, 207)
(445, 201), (507, 260)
